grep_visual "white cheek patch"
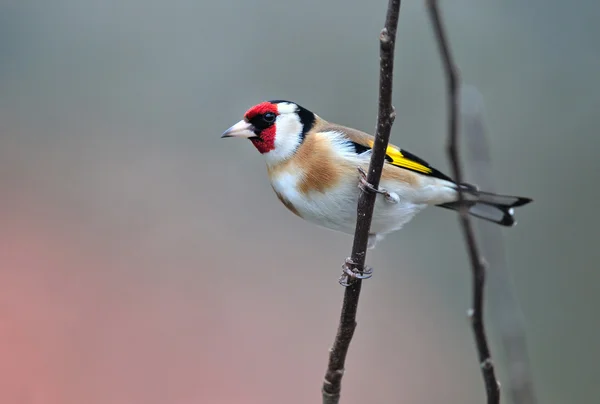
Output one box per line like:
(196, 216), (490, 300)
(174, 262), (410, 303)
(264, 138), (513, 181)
(264, 112), (303, 166)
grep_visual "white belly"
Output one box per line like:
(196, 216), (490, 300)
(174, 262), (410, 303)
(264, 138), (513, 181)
(270, 171), (428, 237)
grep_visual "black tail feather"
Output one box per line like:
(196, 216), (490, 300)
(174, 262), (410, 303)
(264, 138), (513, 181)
(438, 188), (533, 227)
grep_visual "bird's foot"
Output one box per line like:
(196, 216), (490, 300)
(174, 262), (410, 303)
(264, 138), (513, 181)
(339, 257), (374, 286)
(357, 167), (399, 204)
(357, 167), (384, 194)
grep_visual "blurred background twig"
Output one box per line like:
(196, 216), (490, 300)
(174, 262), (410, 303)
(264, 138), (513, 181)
(462, 85), (539, 404)
(322, 0), (401, 403)
(426, 1), (500, 403)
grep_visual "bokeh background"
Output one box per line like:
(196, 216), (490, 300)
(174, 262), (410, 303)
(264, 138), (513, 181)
(1, 1), (598, 403)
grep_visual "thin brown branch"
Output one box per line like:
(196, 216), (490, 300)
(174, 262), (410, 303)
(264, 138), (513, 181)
(426, 2), (501, 404)
(462, 85), (538, 404)
(321, 0), (401, 403)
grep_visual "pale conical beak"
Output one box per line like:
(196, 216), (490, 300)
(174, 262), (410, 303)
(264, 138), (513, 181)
(221, 120), (257, 138)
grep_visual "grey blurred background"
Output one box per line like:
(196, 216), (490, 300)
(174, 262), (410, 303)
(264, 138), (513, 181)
(0, 0), (598, 403)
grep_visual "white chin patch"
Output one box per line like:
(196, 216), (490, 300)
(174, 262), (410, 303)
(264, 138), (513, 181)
(264, 106), (303, 165)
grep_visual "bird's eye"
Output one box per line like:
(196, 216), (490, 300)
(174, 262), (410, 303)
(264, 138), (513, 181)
(263, 112), (276, 123)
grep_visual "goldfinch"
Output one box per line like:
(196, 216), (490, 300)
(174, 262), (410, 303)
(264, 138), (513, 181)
(222, 100), (532, 249)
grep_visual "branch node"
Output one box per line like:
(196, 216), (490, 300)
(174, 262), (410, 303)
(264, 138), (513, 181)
(379, 27), (391, 44)
(481, 358), (494, 370)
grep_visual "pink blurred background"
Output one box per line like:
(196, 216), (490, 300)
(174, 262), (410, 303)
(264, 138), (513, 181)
(1, 0), (599, 403)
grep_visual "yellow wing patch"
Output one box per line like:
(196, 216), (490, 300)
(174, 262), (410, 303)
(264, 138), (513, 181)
(364, 140), (433, 175)
(385, 145), (433, 174)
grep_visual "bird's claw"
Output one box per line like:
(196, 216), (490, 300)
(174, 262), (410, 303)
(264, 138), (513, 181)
(357, 167), (399, 204)
(357, 167), (384, 194)
(339, 257), (374, 286)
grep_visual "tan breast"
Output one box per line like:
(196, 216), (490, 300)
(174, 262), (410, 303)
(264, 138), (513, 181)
(267, 131), (349, 197)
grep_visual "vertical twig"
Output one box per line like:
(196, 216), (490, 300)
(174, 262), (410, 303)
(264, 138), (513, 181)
(462, 85), (538, 404)
(321, 1), (402, 403)
(426, 2), (501, 404)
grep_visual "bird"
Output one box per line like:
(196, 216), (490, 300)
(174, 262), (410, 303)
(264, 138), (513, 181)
(222, 100), (532, 263)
